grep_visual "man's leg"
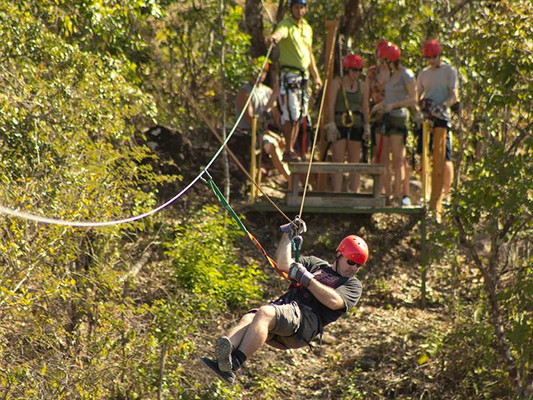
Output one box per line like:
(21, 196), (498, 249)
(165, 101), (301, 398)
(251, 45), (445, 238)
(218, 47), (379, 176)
(263, 142), (290, 181)
(237, 305), (277, 357)
(443, 160), (453, 201)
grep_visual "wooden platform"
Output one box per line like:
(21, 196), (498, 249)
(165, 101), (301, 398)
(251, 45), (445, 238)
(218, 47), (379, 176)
(287, 162), (387, 208)
(247, 200), (425, 215)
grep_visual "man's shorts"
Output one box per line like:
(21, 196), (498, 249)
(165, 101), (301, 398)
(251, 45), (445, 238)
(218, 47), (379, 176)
(247, 301), (311, 349)
(416, 118), (452, 161)
(279, 72), (309, 125)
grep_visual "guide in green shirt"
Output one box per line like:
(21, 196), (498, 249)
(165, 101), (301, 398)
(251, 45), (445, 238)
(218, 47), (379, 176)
(267, 0), (322, 162)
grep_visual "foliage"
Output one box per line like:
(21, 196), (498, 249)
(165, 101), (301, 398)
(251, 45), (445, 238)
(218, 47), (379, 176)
(165, 205), (265, 312)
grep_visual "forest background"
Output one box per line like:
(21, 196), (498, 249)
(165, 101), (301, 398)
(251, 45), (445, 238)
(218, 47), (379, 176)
(0, 0), (531, 399)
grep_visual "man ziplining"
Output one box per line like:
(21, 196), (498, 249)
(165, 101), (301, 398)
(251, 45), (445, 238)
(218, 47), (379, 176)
(201, 218), (369, 385)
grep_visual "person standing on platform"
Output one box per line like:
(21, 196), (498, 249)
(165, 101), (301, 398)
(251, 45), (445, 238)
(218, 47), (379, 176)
(267, 0), (323, 162)
(416, 39), (458, 213)
(324, 54), (369, 192)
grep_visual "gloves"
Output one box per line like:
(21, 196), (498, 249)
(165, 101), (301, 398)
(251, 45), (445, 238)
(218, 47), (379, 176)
(324, 122), (340, 143)
(413, 110), (423, 130)
(363, 124), (371, 142)
(280, 217), (307, 239)
(288, 262), (314, 287)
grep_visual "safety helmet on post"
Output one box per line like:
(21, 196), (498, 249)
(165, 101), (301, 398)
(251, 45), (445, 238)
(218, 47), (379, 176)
(337, 235), (369, 265)
(378, 42), (401, 62)
(289, 0), (307, 6)
(423, 39), (442, 57)
(342, 54), (364, 70)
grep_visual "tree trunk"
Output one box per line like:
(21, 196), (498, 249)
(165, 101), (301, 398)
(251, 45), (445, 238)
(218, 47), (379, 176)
(245, 0), (267, 57)
(342, 0), (362, 39)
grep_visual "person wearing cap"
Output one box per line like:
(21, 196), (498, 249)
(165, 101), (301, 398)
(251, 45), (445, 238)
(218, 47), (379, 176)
(325, 53), (370, 192)
(235, 57), (290, 183)
(416, 39), (458, 212)
(266, 0), (323, 162)
(371, 42), (416, 207)
(201, 218), (367, 385)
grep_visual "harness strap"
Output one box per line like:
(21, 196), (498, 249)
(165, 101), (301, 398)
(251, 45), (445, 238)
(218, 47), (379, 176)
(205, 174), (289, 280)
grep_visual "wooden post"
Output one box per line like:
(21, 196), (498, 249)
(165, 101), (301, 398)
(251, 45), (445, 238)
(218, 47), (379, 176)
(249, 117), (258, 203)
(430, 126), (446, 221)
(421, 120), (431, 205)
(316, 20), (338, 191)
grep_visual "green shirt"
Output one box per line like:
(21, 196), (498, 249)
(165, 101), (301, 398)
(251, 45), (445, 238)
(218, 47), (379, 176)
(274, 14), (313, 75)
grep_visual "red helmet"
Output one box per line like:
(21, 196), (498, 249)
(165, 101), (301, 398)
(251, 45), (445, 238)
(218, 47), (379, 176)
(337, 235), (369, 265)
(376, 40), (389, 53)
(379, 42), (401, 62)
(423, 39), (442, 57)
(343, 54), (364, 69)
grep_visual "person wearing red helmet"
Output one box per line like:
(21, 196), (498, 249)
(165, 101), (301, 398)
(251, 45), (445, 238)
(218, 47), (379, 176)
(266, 0), (322, 162)
(371, 41), (416, 207)
(201, 218), (366, 385)
(324, 53), (370, 192)
(365, 40), (393, 193)
(416, 39), (458, 214)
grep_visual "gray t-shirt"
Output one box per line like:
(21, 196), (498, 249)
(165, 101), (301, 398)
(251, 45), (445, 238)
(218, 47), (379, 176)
(276, 256), (362, 325)
(236, 82), (272, 130)
(384, 67), (415, 118)
(417, 63), (458, 121)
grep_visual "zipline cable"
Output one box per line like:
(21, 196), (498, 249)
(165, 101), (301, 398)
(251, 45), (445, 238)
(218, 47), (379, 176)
(0, 49), (277, 227)
(298, 23), (339, 219)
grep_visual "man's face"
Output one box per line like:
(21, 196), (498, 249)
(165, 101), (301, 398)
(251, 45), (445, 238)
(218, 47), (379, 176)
(335, 253), (362, 278)
(425, 54), (440, 68)
(290, 4), (307, 21)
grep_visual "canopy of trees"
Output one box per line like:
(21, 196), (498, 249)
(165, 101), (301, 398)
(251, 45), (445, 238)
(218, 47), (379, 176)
(0, 0), (530, 399)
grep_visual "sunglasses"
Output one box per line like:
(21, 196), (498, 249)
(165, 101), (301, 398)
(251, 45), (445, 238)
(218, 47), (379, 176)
(346, 259), (360, 266)
(348, 68), (363, 72)
(425, 55), (438, 59)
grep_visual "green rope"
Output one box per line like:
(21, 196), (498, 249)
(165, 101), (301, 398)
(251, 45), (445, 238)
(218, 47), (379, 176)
(206, 178), (248, 233)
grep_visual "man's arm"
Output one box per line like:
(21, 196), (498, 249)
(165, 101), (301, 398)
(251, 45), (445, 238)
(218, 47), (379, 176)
(308, 49), (322, 90)
(236, 88), (254, 126)
(275, 233), (294, 273)
(306, 279), (346, 310)
(445, 86), (458, 108)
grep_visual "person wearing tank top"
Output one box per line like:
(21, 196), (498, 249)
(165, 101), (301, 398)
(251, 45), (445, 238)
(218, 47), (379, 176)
(371, 42), (416, 206)
(326, 54), (369, 192)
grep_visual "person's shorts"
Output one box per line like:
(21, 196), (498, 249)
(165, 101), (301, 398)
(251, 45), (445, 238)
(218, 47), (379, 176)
(416, 118), (452, 161)
(246, 301), (311, 349)
(337, 125), (364, 141)
(279, 72), (309, 125)
(384, 115), (408, 137)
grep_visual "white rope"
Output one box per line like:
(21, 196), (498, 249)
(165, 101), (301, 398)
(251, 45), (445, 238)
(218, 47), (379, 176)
(0, 52), (273, 228)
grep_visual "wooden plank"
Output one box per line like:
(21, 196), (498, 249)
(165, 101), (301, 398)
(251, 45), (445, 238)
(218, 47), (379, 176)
(286, 194), (386, 208)
(247, 201), (424, 215)
(289, 162), (385, 174)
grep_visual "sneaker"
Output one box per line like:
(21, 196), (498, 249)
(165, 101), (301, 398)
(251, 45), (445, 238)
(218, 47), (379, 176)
(200, 357), (236, 385)
(215, 336), (233, 372)
(401, 195), (412, 206)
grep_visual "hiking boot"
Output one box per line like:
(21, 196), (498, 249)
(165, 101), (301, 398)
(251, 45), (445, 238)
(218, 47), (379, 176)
(401, 195), (412, 206)
(215, 336), (233, 372)
(200, 357), (236, 385)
